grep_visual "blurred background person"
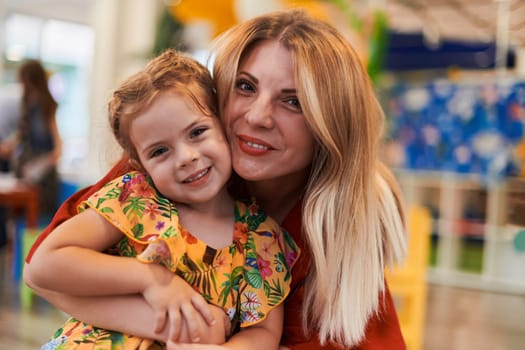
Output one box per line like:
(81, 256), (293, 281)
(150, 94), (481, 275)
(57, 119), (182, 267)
(0, 59), (62, 222)
(16, 59), (62, 218)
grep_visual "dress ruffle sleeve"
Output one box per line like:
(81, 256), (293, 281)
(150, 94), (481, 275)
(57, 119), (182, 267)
(79, 171), (185, 272)
(235, 201), (301, 328)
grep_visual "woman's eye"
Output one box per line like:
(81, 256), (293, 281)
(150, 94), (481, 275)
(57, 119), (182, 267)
(235, 79), (255, 93)
(285, 97), (302, 112)
(150, 147), (167, 158)
(190, 127), (207, 139)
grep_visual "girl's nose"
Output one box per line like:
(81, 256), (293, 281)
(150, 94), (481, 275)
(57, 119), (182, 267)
(176, 144), (199, 168)
(244, 95), (274, 128)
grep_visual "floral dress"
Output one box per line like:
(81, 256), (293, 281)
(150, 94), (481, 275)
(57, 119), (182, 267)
(42, 172), (300, 350)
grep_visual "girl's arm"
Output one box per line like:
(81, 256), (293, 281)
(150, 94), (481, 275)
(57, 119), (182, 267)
(26, 207), (218, 341)
(25, 156), (132, 264)
(23, 159), (229, 343)
(28, 208), (172, 296)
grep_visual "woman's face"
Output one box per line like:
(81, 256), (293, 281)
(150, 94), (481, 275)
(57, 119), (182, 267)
(223, 40), (316, 184)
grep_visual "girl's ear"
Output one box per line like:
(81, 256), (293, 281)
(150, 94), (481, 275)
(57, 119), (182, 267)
(128, 158), (145, 172)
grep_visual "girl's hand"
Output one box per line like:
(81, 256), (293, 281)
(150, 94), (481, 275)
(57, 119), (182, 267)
(142, 273), (215, 343)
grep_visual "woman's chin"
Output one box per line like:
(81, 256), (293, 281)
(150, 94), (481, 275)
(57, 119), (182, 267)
(232, 159), (270, 182)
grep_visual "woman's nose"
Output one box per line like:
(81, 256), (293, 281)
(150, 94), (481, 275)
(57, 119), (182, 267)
(244, 95), (274, 128)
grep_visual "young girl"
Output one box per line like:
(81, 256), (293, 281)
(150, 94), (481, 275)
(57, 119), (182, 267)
(33, 49), (299, 350)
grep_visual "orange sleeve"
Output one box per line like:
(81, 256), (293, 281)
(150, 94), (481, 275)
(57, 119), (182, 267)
(25, 157), (132, 263)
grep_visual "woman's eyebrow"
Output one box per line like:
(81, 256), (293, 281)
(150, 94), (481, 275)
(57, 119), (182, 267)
(238, 71), (296, 93)
(238, 71), (258, 84)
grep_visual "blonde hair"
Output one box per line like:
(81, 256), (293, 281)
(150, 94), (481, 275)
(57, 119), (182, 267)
(212, 9), (406, 347)
(108, 49), (217, 163)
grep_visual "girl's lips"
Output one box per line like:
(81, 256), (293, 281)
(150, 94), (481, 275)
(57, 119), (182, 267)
(182, 167), (211, 185)
(237, 134), (273, 156)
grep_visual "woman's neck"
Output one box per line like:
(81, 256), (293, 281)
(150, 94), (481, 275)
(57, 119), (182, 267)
(247, 175), (306, 224)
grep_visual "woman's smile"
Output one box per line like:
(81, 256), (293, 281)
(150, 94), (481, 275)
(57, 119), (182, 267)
(237, 134), (273, 156)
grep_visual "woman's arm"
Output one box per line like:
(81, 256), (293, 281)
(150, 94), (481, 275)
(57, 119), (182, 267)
(26, 274), (168, 341)
(222, 304), (283, 349)
(24, 266), (229, 344)
(166, 304), (284, 350)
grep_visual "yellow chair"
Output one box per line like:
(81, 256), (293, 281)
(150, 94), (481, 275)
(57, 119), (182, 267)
(386, 206), (432, 350)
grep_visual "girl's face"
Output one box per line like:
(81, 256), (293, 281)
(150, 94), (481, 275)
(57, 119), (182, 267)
(130, 91), (231, 207)
(223, 40), (316, 185)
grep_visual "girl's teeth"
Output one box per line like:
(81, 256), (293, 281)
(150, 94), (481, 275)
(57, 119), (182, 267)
(184, 168), (209, 183)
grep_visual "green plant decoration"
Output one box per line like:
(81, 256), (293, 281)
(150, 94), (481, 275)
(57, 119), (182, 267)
(152, 7), (186, 56)
(324, 0), (389, 83)
(367, 10), (389, 83)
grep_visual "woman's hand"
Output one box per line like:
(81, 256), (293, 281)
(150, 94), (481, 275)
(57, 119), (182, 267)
(164, 302), (231, 346)
(167, 343), (227, 350)
(168, 304), (282, 350)
(167, 344), (289, 350)
(142, 273), (217, 343)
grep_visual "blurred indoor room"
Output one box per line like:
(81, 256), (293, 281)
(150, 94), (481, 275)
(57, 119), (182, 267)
(1, 1), (525, 349)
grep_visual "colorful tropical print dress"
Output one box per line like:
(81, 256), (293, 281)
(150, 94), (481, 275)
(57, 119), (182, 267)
(42, 171), (300, 350)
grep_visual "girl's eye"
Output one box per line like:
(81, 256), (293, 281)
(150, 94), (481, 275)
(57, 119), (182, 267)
(235, 79), (255, 93)
(284, 97), (302, 112)
(190, 127), (207, 139)
(150, 147), (167, 158)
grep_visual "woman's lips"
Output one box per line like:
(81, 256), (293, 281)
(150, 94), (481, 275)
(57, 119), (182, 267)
(237, 134), (272, 156)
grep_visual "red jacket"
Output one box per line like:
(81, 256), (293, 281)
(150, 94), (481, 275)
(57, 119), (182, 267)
(26, 157), (405, 350)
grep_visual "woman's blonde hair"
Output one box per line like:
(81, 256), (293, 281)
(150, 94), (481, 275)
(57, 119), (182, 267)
(212, 9), (407, 347)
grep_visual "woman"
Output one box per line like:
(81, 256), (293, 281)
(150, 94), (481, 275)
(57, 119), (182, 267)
(24, 9), (406, 349)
